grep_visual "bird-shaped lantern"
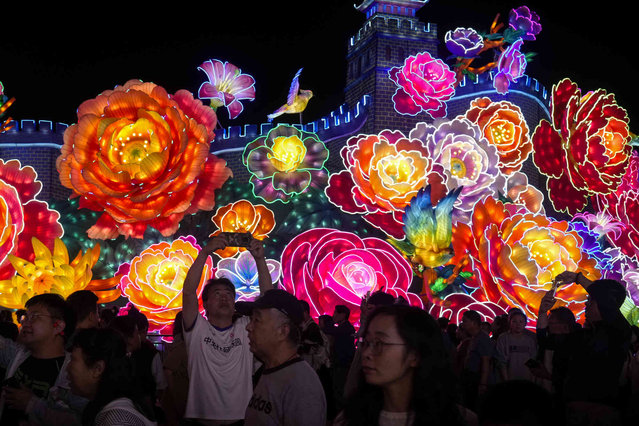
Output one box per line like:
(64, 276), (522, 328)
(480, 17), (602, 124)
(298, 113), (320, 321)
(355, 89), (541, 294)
(267, 68), (313, 123)
(389, 185), (463, 270)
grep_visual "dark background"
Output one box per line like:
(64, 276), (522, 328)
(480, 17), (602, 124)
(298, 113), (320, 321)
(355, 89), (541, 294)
(2, 0), (637, 127)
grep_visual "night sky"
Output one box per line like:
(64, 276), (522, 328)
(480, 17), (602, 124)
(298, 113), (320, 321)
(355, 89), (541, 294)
(2, 0), (637, 128)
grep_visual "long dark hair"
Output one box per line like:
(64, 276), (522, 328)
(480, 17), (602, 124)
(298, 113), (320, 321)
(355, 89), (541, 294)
(342, 305), (464, 426)
(71, 328), (155, 425)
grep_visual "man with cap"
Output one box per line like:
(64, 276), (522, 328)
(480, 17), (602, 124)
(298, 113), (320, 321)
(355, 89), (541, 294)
(244, 289), (327, 425)
(551, 271), (631, 423)
(182, 234), (273, 425)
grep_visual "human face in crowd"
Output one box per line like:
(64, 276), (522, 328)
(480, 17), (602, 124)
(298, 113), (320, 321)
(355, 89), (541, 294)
(360, 314), (418, 389)
(547, 313), (571, 335)
(246, 308), (286, 359)
(125, 324), (142, 353)
(67, 347), (102, 399)
(460, 314), (479, 336)
(509, 315), (527, 334)
(205, 284), (235, 318)
(18, 304), (62, 349)
(332, 309), (345, 324)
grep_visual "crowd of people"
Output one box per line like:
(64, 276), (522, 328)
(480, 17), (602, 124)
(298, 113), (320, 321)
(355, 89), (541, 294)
(0, 234), (638, 425)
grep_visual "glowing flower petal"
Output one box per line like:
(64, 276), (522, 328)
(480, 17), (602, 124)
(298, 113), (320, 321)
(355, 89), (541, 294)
(57, 80), (232, 239)
(445, 197), (601, 326)
(0, 237), (114, 309)
(243, 125), (329, 203)
(281, 228), (422, 328)
(118, 235), (213, 334)
(215, 250), (281, 301)
(210, 200), (276, 258)
(325, 129), (446, 239)
(197, 59), (256, 120)
(532, 79), (632, 214)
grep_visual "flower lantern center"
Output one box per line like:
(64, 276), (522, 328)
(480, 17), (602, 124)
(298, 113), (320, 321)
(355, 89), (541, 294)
(378, 155), (413, 184)
(268, 136), (307, 172)
(450, 157), (468, 178)
(110, 119), (161, 166)
(343, 262), (376, 298)
(489, 121), (513, 145)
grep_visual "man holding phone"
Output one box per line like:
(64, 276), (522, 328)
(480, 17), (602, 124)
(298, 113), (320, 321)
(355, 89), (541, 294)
(181, 233), (273, 425)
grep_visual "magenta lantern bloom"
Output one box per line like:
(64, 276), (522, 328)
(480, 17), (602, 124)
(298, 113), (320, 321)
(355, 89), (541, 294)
(198, 59), (256, 120)
(509, 6), (542, 41)
(280, 228), (423, 328)
(493, 39), (527, 95)
(389, 51), (456, 118)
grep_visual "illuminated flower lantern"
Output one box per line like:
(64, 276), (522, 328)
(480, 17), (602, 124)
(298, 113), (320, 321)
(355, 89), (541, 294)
(210, 200), (275, 258)
(56, 80), (232, 239)
(445, 28), (484, 58)
(215, 250), (282, 301)
(462, 97), (532, 175)
(325, 129), (446, 239)
(429, 293), (508, 325)
(118, 236), (214, 334)
(447, 197), (601, 325)
(412, 118), (502, 222)
(243, 125), (329, 203)
(532, 79), (632, 214)
(493, 39), (526, 95)
(0, 159), (63, 281)
(593, 151), (639, 259)
(0, 237), (118, 309)
(198, 59), (256, 120)
(508, 5), (542, 41)
(281, 228), (422, 327)
(389, 51), (456, 118)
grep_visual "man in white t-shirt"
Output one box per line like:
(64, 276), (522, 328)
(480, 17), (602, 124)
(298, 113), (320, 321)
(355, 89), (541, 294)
(182, 234), (273, 425)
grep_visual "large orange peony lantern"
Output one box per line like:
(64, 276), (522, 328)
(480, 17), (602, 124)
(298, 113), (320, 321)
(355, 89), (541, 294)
(57, 80), (232, 239)
(444, 197), (601, 325)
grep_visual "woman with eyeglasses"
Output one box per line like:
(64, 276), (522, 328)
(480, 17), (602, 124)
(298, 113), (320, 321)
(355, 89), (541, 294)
(333, 305), (471, 426)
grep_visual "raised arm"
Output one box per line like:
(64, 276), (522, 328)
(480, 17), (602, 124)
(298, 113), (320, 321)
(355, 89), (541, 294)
(182, 235), (227, 329)
(247, 237), (274, 295)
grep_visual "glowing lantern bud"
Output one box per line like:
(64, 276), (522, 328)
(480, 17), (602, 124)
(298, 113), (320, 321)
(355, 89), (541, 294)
(210, 200), (275, 258)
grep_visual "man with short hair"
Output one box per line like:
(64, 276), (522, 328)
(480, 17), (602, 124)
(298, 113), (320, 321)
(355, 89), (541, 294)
(182, 234), (273, 425)
(245, 289), (326, 425)
(0, 293), (86, 425)
(66, 290), (99, 330)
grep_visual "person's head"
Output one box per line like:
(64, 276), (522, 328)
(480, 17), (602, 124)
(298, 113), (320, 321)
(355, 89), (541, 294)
(201, 278), (236, 320)
(318, 314), (334, 329)
(362, 291), (395, 323)
(129, 309), (149, 337)
(508, 311), (527, 334)
(99, 308), (116, 328)
(299, 299), (311, 321)
(347, 305), (460, 425)
(68, 327), (153, 424)
(437, 317), (449, 331)
(481, 321), (492, 335)
(460, 310), (482, 336)
(246, 289), (303, 362)
(333, 304), (350, 323)
(108, 315), (141, 353)
(585, 279), (627, 324)
(547, 306), (576, 335)
(66, 290), (99, 330)
(67, 327), (130, 399)
(20, 293), (75, 350)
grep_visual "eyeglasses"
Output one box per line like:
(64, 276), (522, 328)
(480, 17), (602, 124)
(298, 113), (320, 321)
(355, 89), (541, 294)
(18, 312), (57, 324)
(358, 337), (407, 355)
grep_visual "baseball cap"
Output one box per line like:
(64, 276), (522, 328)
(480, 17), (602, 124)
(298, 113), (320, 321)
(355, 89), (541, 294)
(251, 289), (304, 325)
